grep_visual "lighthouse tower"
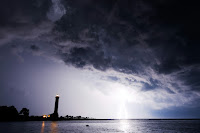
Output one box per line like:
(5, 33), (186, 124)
(53, 94), (59, 119)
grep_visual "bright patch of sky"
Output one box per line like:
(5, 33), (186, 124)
(0, 49), (196, 118)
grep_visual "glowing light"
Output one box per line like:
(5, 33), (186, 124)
(118, 102), (128, 119)
(56, 94), (59, 97)
(43, 115), (47, 118)
(118, 89), (130, 102)
(116, 89), (130, 119)
(48, 115), (50, 117)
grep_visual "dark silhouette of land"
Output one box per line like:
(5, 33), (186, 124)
(0, 95), (94, 121)
(1, 106), (200, 121)
(0, 106), (30, 121)
(0, 106), (19, 121)
(0, 105), (94, 121)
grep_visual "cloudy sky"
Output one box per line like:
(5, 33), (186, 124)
(0, 0), (200, 119)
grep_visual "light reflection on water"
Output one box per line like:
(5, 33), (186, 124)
(41, 121), (45, 133)
(119, 120), (130, 133)
(50, 121), (58, 133)
(40, 121), (58, 133)
(0, 120), (200, 133)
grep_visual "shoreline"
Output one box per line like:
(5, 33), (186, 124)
(1, 118), (200, 122)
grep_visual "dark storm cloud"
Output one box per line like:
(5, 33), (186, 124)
(61, 47), (111, 70)
(0, 0), (200, 95)
(177, 67), (200, 91)
(51, 0), (200, 93)
(0, 0), (52, 26)
(0, 0), (54, 47)
(30, 45), (39, 51)
(146, 0), (200, 74)
(54, 0), (157, 74)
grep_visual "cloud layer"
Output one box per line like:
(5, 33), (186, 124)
(0, 0), (200, 112)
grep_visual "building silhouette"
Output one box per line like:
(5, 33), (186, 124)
(48, 94), (59, 120)
(54, 94), (59, 118)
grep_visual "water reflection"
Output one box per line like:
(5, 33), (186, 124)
(41, 121), (45, 133)
(119, 120), (130, 133)
(51, 121), (58, 133)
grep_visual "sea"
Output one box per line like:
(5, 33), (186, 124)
(0, 120), (200, 133)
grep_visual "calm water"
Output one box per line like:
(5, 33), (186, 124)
(0, 120), (200, 133)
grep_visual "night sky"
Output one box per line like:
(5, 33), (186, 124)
(0, 0), (200, 119)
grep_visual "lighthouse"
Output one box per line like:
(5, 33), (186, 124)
(53, 94), (59, 119)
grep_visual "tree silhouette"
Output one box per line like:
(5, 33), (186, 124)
(0, 106), (19, 121)
(19, 108), (29, 117)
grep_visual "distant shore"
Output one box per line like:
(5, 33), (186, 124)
(1, 118), (200, 122)
(1, 106), (199, 122)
